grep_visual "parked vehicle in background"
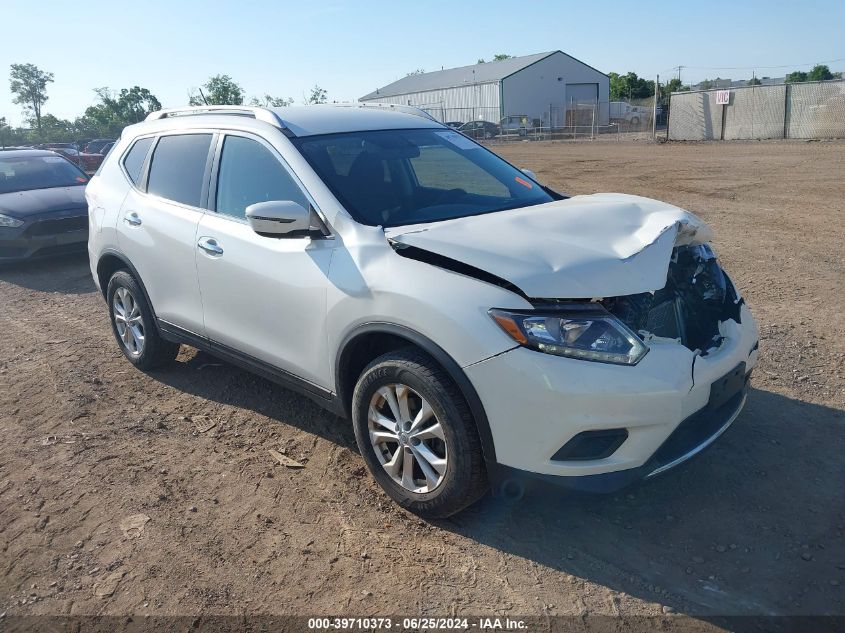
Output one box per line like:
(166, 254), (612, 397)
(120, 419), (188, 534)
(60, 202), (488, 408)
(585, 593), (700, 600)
(457, 120), (500, 139)
(46, 147), (106, 174)
(499, 115), (532, 137)
(609, 101), (651, 126)
(99, 142), (115, 156)
(444, 121), (464, 129)
(47, 147), (82, 163)
(87, 104), (759, 518)
(40, 142), (76, 151)
(0, 149), (89, 262)
(83, 138), (115, 154)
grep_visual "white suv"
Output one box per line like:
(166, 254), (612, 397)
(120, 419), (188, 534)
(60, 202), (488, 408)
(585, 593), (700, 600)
(87, 104), (759, 518)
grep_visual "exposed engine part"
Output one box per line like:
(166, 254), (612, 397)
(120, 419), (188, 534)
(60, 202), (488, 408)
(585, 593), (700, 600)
(603, 244), (742, 354)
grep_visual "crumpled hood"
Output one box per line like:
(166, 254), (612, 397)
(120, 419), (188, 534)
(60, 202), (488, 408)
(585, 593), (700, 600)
(385, 193), (713, 299)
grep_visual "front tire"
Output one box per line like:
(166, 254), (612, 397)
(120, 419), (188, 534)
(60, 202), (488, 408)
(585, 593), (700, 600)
(106, 270), (179, 370)
(351, 348), (488, 518)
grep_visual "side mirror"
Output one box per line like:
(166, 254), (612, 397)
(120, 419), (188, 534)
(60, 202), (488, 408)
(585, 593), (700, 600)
(521, 168), (539, 183)
(246, 200), (312, 237)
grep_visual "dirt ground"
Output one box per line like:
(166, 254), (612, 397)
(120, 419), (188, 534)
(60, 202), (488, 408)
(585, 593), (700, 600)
(1, 140), (843, 625)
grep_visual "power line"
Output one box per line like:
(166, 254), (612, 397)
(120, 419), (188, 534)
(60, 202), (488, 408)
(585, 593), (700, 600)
(680, 57), (845, 71)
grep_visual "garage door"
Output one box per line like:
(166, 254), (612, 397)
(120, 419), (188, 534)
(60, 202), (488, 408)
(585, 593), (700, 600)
(566, 83), (598, 105)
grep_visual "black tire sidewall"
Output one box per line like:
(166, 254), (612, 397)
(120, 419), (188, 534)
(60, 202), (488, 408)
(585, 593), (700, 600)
(106, 270), (165, 369)
(352, 351), (486, 516)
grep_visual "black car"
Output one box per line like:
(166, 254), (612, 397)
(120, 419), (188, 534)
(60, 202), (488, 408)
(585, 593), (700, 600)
(457, 120), (500, 140)
(83, 138), (115, 154)
(0, 149), (89, 262)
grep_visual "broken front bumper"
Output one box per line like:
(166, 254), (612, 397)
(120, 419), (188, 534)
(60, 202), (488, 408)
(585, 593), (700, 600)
(465, 303), (759, 488)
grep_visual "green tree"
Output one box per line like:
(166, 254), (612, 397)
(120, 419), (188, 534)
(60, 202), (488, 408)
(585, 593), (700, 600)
(478, 54), (513, 64)
(306, 84), (327, 105)
(36, 114), (75, 142)
(698, 79), (714, 90)
(0, 116), (9, 147)
(608, 72), (655, 101)
(664, 77), (688, 93)
(78, 86), (162, 137)
(9, 63), (54, 134)
(785, 71), (808, 83)
(747, 77), (762, 86)
(190, 74), (244, 105)
(808, 64), (834, 81)
(249, 94), (294, 107)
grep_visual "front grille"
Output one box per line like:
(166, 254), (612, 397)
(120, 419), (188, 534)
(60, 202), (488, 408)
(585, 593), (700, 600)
(26, 216), (88, 236)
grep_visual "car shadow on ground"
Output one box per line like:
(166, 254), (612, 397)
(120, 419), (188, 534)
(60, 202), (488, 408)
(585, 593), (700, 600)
(442, 388), (845, 620)
(154, 350), (358, 452)
(151, 350), (845, 620)
(0, 252), (95, 295)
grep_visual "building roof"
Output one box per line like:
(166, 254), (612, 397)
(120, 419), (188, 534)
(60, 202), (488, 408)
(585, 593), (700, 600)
(360, 51), (572, 101)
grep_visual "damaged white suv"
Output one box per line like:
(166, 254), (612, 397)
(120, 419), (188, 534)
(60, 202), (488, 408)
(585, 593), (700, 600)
(87, 104), (759, 518)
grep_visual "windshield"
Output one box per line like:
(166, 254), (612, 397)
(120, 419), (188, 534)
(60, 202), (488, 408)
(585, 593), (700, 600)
(292, 128), (554, 227)
(0, 155), (88, 194)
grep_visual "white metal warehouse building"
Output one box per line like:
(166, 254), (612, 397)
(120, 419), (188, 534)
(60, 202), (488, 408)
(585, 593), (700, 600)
(359, 51), (609, 128)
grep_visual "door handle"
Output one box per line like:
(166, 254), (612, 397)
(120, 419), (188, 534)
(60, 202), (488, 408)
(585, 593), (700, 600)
(197, 237), (224, 256)
(124, 211), (142, 226)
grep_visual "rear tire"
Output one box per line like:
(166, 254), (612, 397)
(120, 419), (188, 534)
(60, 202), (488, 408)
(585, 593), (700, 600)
(352, 348), (488, 518)
(106, 270), (179, 370)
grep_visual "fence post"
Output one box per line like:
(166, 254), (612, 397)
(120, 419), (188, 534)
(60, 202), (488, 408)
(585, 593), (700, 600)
(782, 83), (790, 139)
(652, 74), (659, 140)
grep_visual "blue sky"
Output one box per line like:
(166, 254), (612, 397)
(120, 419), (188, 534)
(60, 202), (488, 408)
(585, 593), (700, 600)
(2, 0), (843, 125)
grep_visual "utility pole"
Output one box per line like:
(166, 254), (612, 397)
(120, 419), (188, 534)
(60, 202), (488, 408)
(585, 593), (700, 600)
(676, 65), (684, 88)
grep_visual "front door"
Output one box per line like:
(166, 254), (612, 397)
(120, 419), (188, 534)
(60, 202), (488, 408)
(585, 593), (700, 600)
(194, 132), (334, 389)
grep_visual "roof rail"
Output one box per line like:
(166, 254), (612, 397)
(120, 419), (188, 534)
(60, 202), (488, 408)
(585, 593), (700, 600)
(328, 102), (439, 122)
(145, 106), (287, 130)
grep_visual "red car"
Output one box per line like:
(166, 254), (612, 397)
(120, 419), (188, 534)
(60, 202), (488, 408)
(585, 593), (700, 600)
(47, 147), (105, 174)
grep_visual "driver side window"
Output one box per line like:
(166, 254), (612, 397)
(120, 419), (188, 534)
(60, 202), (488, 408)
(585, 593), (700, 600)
(215, 135), (308, 219)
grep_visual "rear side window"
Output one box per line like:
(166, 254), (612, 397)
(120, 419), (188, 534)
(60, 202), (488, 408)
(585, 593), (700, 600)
(147, 134), (212, 207)
(215, 135), (308, 219)
(122, 137), (153, 185)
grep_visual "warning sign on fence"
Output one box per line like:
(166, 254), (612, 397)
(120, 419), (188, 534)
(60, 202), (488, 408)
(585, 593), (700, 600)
(716, 90), (731, 105)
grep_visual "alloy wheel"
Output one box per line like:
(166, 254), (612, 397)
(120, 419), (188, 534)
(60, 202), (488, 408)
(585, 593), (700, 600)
(368, 383), (448, 493)
(112, 286), (145, 356)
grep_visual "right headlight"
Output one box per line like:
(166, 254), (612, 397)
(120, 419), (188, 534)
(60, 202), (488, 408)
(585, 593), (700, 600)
(489, 306), (649, 366)
(0, 214), (24, 228)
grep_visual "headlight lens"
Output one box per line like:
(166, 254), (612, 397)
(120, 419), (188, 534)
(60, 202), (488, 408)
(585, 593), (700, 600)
(0, 214), (24, 228)
(490, 307), (649, 365)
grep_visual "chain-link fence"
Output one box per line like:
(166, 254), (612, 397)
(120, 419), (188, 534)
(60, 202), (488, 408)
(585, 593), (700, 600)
(413, 98), (661, 142)
(668, 79), (845, 140)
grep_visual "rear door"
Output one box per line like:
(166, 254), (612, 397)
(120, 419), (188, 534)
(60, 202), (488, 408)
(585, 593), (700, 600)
(117, 132), (214, 334)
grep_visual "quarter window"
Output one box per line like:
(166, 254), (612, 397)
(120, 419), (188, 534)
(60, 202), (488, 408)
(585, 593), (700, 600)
(147, 134), (212, 207)
(215, 135), (308, 219)
(122, 137), (153, 185)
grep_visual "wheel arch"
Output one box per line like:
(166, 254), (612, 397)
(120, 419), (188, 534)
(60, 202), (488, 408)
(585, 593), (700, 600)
(335, 322), (497, 468)
(96, 250), (158, 324)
